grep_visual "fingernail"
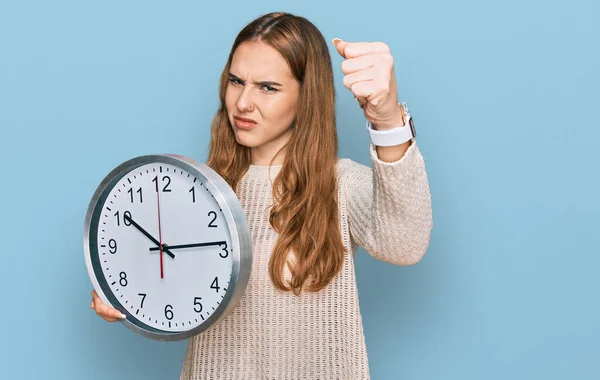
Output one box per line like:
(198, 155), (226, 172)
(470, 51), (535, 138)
(121, 313), (127, 319)
(332, 38), (342, 44)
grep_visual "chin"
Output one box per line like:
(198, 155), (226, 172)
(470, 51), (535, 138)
(233, 130), (260, 148)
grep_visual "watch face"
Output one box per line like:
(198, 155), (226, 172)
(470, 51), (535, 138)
(84, 156), (251, 341)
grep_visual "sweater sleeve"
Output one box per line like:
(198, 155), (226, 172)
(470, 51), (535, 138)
(344, 141), (433, 265)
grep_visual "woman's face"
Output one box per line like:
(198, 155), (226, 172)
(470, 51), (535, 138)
(225, 41), (300, 165)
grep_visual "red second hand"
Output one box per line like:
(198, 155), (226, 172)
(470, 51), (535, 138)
(155, 177), (164, 279)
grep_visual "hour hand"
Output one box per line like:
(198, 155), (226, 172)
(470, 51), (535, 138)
(123, 214), (176, 259)
(149, 241), (227, 251)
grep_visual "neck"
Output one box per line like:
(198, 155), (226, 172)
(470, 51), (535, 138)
(250, 130), (292, 166)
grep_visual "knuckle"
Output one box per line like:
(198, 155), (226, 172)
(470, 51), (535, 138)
(353, 86), (367, 98)
(344, 45), (354, 57)
(377, 53), (392, 67)
(342, 75), (352, 88)
(386, 54), (394, 66)
(341, 60), (349, 73)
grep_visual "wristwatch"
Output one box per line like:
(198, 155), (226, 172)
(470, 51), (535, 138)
(365, 102), (416, 146)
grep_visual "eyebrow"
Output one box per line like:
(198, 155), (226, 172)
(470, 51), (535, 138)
(229, 72), (283, 87)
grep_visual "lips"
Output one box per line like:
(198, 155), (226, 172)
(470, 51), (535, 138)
(233, 116), (257, 130)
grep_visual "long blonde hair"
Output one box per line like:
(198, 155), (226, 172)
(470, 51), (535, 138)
(206, 12), (344, 295)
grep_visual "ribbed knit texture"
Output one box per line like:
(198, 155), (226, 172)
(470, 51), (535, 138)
(180, 142), (433, 380)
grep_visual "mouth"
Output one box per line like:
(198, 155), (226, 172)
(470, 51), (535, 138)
(233, 115), (257, 130)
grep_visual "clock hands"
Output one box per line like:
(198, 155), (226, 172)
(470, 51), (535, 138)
(155, 176), (165, 279)
(149, 241), (227, 251)
(123, 214), (175, 259)
(123, 213), (223, 258)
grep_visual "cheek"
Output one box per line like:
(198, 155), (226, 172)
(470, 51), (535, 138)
(225, 87), (235, 111)
(262, 94), (297, 123)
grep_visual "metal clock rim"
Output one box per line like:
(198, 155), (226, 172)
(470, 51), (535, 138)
(83, 153), (252, 341)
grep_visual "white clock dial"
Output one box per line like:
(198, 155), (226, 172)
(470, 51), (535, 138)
(94, 163), (233, 332)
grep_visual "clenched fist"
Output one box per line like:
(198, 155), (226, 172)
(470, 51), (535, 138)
(332, 38), (405, 131)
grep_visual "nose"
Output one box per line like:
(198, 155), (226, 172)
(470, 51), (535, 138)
(236, 86), (255, 113)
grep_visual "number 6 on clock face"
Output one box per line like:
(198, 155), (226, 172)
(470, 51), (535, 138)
(84, 154), (252, 341)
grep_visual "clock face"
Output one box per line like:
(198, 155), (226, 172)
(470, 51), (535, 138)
(88, 161), (236, 335)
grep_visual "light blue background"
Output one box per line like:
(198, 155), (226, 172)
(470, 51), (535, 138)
(1, 0), (598, 379)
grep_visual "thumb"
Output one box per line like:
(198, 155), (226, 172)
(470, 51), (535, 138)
(332, 38), (348, 58)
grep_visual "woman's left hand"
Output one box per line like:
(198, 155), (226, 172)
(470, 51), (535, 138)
(332, 38), (404, 131)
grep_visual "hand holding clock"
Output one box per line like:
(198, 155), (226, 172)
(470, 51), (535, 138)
(91, 289), (126, 321)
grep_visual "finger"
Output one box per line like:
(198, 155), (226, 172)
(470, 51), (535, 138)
(332, 38), (349, 58)
(351, 81), (384, 106)
(337, 41), (390, 59)
(99, 303), (125, 320)
(101, 314), (119, 322)
(94, 301), (109, 317)
(341, 54), (380, 75)
(96, 303), (126, 320)
(93, 295), (126, 320)
(342, 67), (380, 91)
(112, 309), (126, 320)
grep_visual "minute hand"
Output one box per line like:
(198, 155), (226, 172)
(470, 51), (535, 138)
(149, 241), (227, 251)
(123, 214), (176, 259)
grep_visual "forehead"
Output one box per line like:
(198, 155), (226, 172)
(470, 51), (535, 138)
(230, 41), (294, 81)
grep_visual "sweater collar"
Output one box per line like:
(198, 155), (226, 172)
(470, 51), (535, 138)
(245, 164), (283, 179)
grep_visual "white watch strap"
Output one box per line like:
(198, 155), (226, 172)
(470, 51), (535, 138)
(365, 116), (414, 146)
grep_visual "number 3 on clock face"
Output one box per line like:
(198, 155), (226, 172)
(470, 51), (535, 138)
(84, 154), (252, 341)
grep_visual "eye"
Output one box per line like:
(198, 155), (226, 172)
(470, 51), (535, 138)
(262, 85), (277, 93)
(228, 77), (243, 85)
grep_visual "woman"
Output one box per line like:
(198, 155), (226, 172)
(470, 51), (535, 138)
(91, 11), (433, 379)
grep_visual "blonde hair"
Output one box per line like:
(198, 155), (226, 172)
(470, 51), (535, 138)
(206, 12), (344, 295)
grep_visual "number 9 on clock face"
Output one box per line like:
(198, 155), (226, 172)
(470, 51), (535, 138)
(84, 154), (252, 341)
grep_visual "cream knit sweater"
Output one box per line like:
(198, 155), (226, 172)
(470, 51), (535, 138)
(179, 142), (433, 380)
